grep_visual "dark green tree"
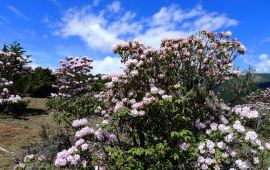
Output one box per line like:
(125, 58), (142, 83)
(24, 67), (56, 97)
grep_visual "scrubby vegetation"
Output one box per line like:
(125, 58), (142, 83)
(1, 31), (270, 169)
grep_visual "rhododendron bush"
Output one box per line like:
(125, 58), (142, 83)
(48, 56), (104, 124)
(16, 31), (270, 169)
(241, 88), (270, 139)
(0, 51), (28, 108)
(52, 56), (93, 98)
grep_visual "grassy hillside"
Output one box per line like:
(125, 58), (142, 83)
(0, 98), (56, 169)
(256, 73), (270, 89)
(218, 73), (270, 103)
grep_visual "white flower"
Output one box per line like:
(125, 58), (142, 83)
(198, 142), (205, 150)
(206, 140), (215, 149)
(235, 159), (250, 170)
(81, 143), (89, 151)
(210, 122), (218, 131)
(72, 118), (88, 128)
(249, 111), (259, 118)
(217, 142), (225, 149)
(238, 106), (259, 119)
(102, 120), (109, 125)
(197, 156), (205, 164)
(75, 139), (85, 147)
(195, 119), (206, 129)
(230, 151), (236, 157)
(162, 95), (172, 100)
(206, 129), (212, 135)
(225, 133), (234, 142)
(232, 120), (245, 133)
(180, 143), (189, 151)
(253, 157), (259, 164)
(222, 152), (229, 158)
(218, 124), (230, 133)
(130, 70), (139, 76)
(205, 157), (214, 165)
(245, 131), (257, 141)
(201, 164), (208, 170)
(219, 115), (229, 125)
(150, 86), (159, 94)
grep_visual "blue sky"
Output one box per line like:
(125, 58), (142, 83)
(0, 0), (270, 73)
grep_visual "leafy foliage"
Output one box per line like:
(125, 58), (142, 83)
(219, 67), (257, 105)
(15, 31), (270, 170)
(24, 67), (56, 97)
(0, 42), (31, 113)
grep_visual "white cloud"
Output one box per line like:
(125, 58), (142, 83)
(6, 5), (29, 21)
(56, 4), (237, 52)
(259, 54), (268, 60)
(137, 5), (237, 48)
(28, 62), (39, 69)
(107, 1), (121, 13)
(55, 4), (238, 74)
(56, 6), (121, 52)
(255, 54), (270, 73)
(92, 56), (123, 74)
(27, 57), (40, 69)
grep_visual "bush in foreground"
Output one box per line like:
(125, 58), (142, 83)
(16, 31), (270, 170)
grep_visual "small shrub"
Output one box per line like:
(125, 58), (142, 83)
(3, 100), (29, 116)
(15, 124), (73, 169)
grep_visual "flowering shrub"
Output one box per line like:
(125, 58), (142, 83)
(240, 88), (270, 139)
(53, 118), (117, 168)
(91, 31), (269, 169)
(14, 154), (48, 170)
(51, 56), (93, 98)
(0, 51), (26, 109)
(18, 31), (270, 169)
(47, 93), (101, 125)
(1, 42), (31, 92)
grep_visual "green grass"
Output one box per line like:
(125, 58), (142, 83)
(0, 98), (56, 169)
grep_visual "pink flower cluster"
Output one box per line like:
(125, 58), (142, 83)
(72, 118), (89, 127)
(55, 146), (81, 166)
(0, 51), (27, 105)
(52, 56), (93, 98)
(55, 118), (117, 168)
(50, 31), (270, 169)
(233, 106), (259, 119)
(195, 105), (269, 170)
(96, 31), (247, 121)
(14, 154), (45, 170)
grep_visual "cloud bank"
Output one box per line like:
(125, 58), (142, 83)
(55, 1), (238, 74)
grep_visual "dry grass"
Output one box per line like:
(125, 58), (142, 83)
(0, 98), (56, 169)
